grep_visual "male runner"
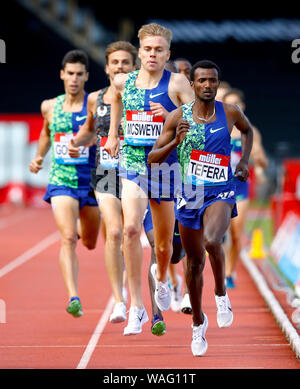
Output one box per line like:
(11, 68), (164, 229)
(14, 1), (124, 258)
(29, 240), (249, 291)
(68, 41), (167, 335)
(148, 60), (253, 356)
(29, 50), (100, 318)
(105, 23), (194, 334)
(68, 41), (136, 325)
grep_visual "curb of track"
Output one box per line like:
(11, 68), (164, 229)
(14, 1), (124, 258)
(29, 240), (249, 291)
(241, 249), (300, 361)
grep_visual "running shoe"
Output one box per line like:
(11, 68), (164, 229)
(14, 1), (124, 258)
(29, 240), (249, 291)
(170, 274), (183, 312)
(226, 276), (236, 289)
(215, 292), (233, 328)
(191, 313), (208, 357)
(123, 306), (149, 336)
(110, 302), (127, 323)
(181, 293), (192, 314)
(150, 264), (171, 311)
(151, 314), (166, 336)
(66, 297), (83, 318)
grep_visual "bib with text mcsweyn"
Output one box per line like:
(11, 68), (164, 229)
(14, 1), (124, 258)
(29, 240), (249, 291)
(124, 111), (164, 146)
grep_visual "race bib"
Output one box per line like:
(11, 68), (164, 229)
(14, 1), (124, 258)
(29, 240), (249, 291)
(124, 110), (164, 146)
(54, 133), (89, 165)
(187, 150), (230, 186)
(99, 136), (124, 169)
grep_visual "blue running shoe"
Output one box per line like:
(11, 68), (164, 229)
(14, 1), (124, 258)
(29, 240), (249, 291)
(226, 276), (236, 289)
(151, 314), (166, 336)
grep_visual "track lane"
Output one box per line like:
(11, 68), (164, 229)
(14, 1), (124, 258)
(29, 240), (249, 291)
(0, 206), (299, 369)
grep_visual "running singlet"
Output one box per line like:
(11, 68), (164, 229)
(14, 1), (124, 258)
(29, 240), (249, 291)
(94, 88), (123, 170)
(177, 100), (233, 188)
(49, 93), (96, 188)
(121, 69), (178, 175)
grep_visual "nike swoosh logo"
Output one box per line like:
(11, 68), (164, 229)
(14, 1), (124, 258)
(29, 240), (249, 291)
(149, 92), (164, 99)
(76, 115), (87, 121)
(138, 311), (144, 322)
(174, 232), (180, 236)
(210, 127), (224, 133)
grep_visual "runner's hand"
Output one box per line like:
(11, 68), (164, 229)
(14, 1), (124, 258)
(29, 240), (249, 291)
(29, 155), (43, 173)
(175, 120), (190, 145)
(235, 159), (249, 182)
(104, 135), (120, 158)
(149, 101), (168, 119)
(68, 138), (80, 158)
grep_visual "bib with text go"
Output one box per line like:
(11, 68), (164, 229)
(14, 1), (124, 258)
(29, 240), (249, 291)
(54, 133), (89, 165)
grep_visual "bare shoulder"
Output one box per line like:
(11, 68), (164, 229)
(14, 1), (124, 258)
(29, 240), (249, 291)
(88, 90), (101, 104)
(170, 72), (191, 90)
(87, 90), (100, 112)
(41, 98), (56, 119)
(222, 102), (243, 119)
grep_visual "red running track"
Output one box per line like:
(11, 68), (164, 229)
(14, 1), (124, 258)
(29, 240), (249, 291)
(0, 205), (299, 373)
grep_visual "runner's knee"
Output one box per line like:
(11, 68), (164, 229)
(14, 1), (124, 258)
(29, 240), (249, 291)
(124, 223), (141, 241)
(105, 226), (122, 245)
(61, 232), (78, 248)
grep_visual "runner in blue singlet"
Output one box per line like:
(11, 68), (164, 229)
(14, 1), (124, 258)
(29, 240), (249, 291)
(148, 60), (254, 356)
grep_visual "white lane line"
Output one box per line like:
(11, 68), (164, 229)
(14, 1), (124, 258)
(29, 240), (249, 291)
(76, 295), (115, 369)
(241, 249), (300, 360)
(0, 230), (60, 278)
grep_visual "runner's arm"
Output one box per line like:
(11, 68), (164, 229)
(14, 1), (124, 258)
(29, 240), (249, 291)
(29, 100), (52, 173)
(105, 73), (126, 157)
(68, 93), (96, 157)
(231, 105), (254, 182)
(147, 108), (189, 165)
(174, 73), (195, 105)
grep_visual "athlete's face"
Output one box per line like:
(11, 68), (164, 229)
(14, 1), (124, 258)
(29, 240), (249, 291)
(139, 36), (170, 73)
(105, 50), (135, 81)
(191, 68), (219, 102)
(60, 62), (88, 96)
(175, 60), (191, 80)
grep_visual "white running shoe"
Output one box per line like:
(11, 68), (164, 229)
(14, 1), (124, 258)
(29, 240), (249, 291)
(110, 302), (127, 323)
(191, 313), (208, 356)
(171, 274), (183, 312)
(181, 293), (192, 314)
(123, 306), (149, 335)
(215, 292), (233, 328)
(150, 264), (171, 311)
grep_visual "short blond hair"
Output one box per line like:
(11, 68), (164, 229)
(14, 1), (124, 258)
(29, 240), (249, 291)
(138, 23), (172, 49)
(105, 41), (138, 65)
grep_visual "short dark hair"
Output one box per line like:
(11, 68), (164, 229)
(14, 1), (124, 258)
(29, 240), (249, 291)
(223, 88), (245, 104)
(190, 60), (221, 81)
(61, 49), (89, 71)
(174, 57), (192, 67)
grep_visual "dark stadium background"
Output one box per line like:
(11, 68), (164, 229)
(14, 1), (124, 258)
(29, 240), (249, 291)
(0, 1), (299, 159)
